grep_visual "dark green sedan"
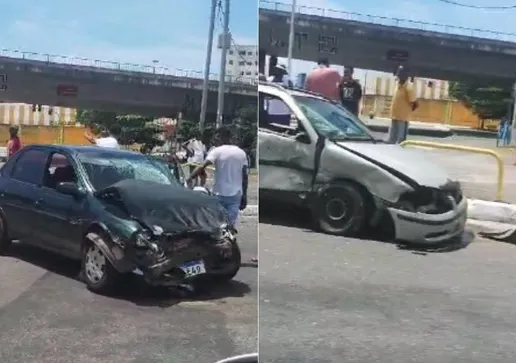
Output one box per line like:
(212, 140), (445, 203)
(0, 145), (241, 294)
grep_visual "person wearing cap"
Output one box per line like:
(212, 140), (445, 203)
(339, 67), (363, 116)
(388, 67), (418, 144)
(305, 58), (341, 101)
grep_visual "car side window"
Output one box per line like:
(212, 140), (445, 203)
(43, 152), (78, 189)
(260, 93), (297, 135)
(0, 152), (20, 177)
(11, 149), (49, 185)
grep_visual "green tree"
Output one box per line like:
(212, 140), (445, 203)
(449, 82), (512, 128)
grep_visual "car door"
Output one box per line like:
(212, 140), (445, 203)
(36, 152), (88, 257)
(259, 91), (317, 195)
(0, 148), (50, 243)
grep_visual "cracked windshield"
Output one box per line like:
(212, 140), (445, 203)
(258, 0), (516, 362)
(0, 0), (258, 363)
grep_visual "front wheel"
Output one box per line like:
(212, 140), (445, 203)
(213, 242), (242, 283)
(81, 239), (121, 294)
(312, 183), (368, 236)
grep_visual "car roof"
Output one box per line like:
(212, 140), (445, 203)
(26, 144), (142, 157)
(258, 81), (327, 100)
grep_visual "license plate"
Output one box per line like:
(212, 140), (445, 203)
(180, 260), (206, 278)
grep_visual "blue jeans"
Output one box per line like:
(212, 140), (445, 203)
(217, 193), (241, 226)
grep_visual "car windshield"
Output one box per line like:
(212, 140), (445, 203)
(293, 95), (375, 141)
(77, 151), (178, 190)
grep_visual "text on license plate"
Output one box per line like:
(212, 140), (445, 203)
(180, 260), (206, 277)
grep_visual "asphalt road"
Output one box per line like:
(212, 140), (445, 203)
(0, 218), (257, 363)
(259, 208), (516, 363)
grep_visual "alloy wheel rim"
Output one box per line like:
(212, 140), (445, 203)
(85, 245), (106, 284)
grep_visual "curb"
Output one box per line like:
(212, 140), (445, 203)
(241, 204), (258, 217)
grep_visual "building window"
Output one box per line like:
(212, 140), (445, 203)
(240, 71), (244, 75)
(229, 50), (234, 55)
(247, 51), (253, 56)
(239, 61), (245, 66)
(228, 60), (233, 65)
(239, 51), (246, 56)
(246, 71), (252, 75)
(247, 62), (253, 66)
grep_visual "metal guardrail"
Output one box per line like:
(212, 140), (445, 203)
(0, 48), (257, 86)
(260, 0), (516, 43)
(400, 140), (505, 201)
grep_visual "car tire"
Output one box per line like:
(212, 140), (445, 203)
(213, 242), (242, 283)
(312, 182), (368, 236)
(81, 237), (121, 294)
(0, 216), (12, 255)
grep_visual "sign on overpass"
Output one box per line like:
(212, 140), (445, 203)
(259, 0), (516, 82)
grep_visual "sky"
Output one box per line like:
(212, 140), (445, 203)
(0, 0), (257, 75)
(1, 0), (515, 80)
(272, 0), (516, 86)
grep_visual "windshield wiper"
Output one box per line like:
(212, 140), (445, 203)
(326, 131), (377, 143)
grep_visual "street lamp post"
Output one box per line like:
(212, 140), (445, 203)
(287, 0), (297, 76)
(200, 0), (218, 131)
(152, 60), (159, 74)
(216, 0), (230, 128)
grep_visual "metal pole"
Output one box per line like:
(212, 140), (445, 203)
(287, 0), (296, 76)
(200, 0), (217, 131)
(216, 0), (230, 128)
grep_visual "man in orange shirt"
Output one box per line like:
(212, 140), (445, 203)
(305, 58), (341, 101)
(388, 67), (418, 144)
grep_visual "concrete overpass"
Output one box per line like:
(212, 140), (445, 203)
(259, 1), (516, 84)
(0, 49), (257, 120)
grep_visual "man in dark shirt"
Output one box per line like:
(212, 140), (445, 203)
(339, 67), (363, 116)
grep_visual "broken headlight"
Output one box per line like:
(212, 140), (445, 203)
(395, 188), (454, 214)
(132, 230), (161, 254)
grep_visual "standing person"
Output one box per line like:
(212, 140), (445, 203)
(339, 67), (363, 116)
(84, 123), (121, 148)
(182, 131), (207, 187)
(187, 126), (248, 229)
(6, 126), (22, 159)
(305, 58), (341, 101)
(388, 67), (419, 144)
(268, 63), (292, 87)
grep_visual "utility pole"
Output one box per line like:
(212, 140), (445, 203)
(287, 0), (296, 76)
(216, 0), (230, 128)
(199, 0), (217, 131)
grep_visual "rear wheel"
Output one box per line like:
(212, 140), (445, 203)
(0, 216), (12, 255)
(81, 238), (121, 294)
(312, 183), (368, 236)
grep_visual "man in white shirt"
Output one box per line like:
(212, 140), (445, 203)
(187, 126), (248, 227)
(182, 131), (207, 187)
(84, 124), (121, 149)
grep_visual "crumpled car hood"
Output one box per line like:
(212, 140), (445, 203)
(336, 141), (453, 188)
(96, 179), (227, 235)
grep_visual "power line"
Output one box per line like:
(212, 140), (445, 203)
(435, 0), (516, 9)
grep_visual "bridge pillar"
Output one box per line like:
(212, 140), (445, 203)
(512, 81), (516, 131)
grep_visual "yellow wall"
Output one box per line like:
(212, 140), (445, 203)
(361, 95), (484, 129)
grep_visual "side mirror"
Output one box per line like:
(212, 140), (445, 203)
(56, 182), (84, 198)
(294, 132), (310, 144)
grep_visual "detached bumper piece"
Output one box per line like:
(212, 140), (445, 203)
(134, 236), (237, 287)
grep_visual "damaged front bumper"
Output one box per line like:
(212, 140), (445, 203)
(130, 232), (239, 287)
(386, 195), (468, 244)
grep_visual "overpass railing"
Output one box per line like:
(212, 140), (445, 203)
(260, 0), (516, 43)
(0, 48), (257, 86)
